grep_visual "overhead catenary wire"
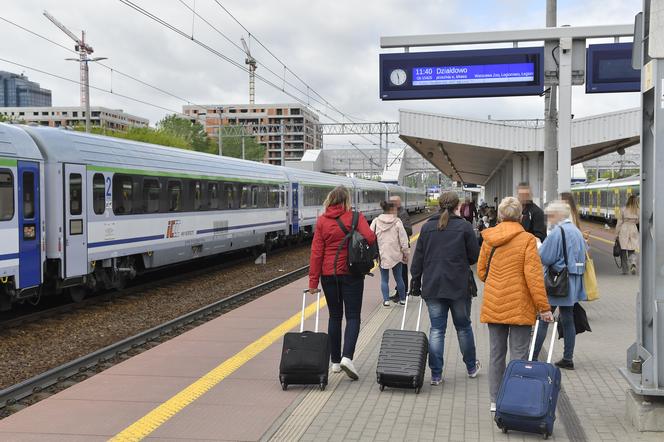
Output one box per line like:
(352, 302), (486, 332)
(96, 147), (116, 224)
(0, 14), (211, 116)
(118, 0), (382, 147)
(0, 57), (191, 118)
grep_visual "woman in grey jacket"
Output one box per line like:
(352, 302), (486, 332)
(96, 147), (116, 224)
(532, 200), (587, 370)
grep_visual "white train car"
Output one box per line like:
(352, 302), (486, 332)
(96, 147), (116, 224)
(352, 177), (386, 220)
(572, 176), (640, 222)
(24, 126), (291, 296)
(0, 124), (46, 308)
(404, 186), (426, 213)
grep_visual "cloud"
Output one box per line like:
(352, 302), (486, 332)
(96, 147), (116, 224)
(0, 0), (641, 137)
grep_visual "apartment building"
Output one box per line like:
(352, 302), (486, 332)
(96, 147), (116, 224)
(0, 71), (52, 107)
(183, 103), (322, 165)
(0, 106), (149, 130)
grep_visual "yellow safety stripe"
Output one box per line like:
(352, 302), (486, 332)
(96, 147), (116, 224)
(112, 233), (420, 441)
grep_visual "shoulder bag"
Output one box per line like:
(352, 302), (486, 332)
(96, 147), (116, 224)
(545, 226), (569, 298)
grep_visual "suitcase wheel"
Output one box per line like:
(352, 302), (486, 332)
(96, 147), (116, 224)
(379, 384), (385, 392)
(281, 382), (288, 391)
(319, 383), (326, 391)
(543, 433), (550, 440)
(415, 387), (421, 394)
(501, 428), (508, 434)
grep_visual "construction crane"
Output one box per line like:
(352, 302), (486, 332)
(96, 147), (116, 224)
(43, 11), (106, 132)
(240, 37), (257, 104)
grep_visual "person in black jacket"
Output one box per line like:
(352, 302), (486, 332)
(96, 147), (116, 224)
(517, 182), (547, 243)
(410, 191), (481, 386)
(389, 195), (412, 302)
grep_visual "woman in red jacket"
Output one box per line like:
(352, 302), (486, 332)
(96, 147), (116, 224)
(309, 185), (376, 380)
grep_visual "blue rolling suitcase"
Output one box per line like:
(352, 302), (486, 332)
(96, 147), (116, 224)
(495, 319), (561, 439)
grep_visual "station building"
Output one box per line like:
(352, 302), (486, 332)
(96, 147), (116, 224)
(183, 103), (322, 165)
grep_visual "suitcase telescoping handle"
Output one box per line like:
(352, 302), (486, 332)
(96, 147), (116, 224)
(300, 289), (321, 333)
(400, 294), (424, 332)
(528, 318), (558, 363)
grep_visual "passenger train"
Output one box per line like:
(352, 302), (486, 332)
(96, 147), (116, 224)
(0, 123), (425, 310)
(571, 176), (640, 222)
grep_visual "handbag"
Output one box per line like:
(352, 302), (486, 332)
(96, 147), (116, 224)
(613, 238), (621, 257)
(545, 226), (569, 298)
(584, 251), (599, 301)
(468, 270), (478, 297)
(557, 303), (592, 338)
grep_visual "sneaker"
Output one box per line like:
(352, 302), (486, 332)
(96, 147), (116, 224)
(490, 402), (497, 412)
(554, 358), (575, 370)
(389, 293), (399, 303)
(468, 360), (481, 378)
(430, 376), (443, 386)
(399, 300), (406, 306)
(340, 357), (359, 380)
(331, 363), (341, 373)
(383, 301), (391, 307)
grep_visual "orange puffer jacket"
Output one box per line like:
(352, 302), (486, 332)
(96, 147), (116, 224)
(478, 221), (550, 325)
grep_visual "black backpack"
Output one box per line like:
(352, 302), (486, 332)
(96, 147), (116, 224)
(334, 211), (377, 276)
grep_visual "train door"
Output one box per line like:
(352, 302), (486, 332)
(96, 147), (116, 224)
(291, 182), (299, 235)
(64, 164), (88, 278)
(17, 161), (41, 289)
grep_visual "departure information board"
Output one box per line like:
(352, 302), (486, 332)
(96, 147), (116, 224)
(586, 43), (640, 93)
(380, 47), (544, 100)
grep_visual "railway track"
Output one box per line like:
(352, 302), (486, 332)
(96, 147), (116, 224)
(0, 265), (309, 416)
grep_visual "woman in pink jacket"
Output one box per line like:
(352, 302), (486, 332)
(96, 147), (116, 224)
(371, 201), (410, 307)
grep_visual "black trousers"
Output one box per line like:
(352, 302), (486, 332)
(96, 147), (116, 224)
(320, 275), (364, 363)
(394, 263), (408, 294)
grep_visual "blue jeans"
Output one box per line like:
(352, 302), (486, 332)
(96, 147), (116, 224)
(321, 275), (364, 363)
(425, 297), (477, 377)
(380, 263), (405, 301)
(533, 305), (575, 361)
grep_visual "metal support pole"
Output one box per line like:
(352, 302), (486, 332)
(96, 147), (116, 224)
(557, 36), (573, 195)
(241, 136), (246, 160)
(621, 0), (664, 398)
(217, 107), (223, 156)
(543, 0), (557, 203)
(280, 120), (285, 166)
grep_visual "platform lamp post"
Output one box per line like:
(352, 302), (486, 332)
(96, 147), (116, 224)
(66, 56), (107, 133)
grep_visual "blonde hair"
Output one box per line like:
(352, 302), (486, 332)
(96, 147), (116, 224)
(498, 197), (522, 222)
(544, 200), (571, 218)
(438, 191), (460, 230)
(324, 185), (351, 211)
(626, 194), (639, 212)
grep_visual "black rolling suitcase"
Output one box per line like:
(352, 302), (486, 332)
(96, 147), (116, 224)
(376, 295), (428, 393)
(279, 289), (329, 391)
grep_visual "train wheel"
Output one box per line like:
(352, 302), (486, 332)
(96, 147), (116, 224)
(68, 286), (86, 303)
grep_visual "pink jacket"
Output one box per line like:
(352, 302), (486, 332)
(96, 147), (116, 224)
(370, 214), (409, 269)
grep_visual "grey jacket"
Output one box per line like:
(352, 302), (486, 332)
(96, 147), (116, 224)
(397, 207), (413, 237)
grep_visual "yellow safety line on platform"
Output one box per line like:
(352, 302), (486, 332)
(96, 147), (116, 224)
(589, 234), (615, 246)
(111, 232), (420, 441)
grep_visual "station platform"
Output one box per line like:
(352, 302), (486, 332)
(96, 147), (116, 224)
(0, 222), (660, 441)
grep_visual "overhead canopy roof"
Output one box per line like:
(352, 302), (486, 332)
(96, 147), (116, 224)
(399, 108), (639, 185)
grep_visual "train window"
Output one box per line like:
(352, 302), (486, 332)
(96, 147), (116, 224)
(112, 174), (133, 215)
(251, 185), (259, 208)
(69, 173), (82, 215)
(268, 185), (280, 208)
(0, 170), (14, 221)
(208, 182), (219, 210)
(241, 184), (251, 208)
(92, 174), (105, 215)
(143, 179), (161, 213)
(191, 180), (203, 211)
(22, 171), (35, 219)
(600, 190), (607, 208)
(167, 180), (182, 212)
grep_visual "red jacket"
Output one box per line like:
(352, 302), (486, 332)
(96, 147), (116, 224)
(309, 204), (377, 289)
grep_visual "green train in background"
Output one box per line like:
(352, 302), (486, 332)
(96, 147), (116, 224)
(571, 176), (640, 223)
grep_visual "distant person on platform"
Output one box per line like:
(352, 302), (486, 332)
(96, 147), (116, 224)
(388, 195), (412, 302)
(460, 197), (477, 224)
(616, 195), (640, 275)
(517, 182), (547, 243)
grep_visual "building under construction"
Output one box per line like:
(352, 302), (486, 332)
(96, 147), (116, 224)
(183, 103), (322, 165)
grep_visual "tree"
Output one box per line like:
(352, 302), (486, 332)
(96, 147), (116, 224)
(212, 126), (266, 161)
(0, 114), (7, 122)
(157, 114), (209, 152)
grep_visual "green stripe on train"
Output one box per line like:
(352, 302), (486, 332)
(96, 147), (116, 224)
(0, 158), (18, 167)
(86, 165), (287, 185)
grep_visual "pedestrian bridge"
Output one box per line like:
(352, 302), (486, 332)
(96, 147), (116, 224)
(399, 107), (640, 204)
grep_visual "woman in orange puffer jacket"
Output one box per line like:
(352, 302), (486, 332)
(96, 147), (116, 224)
(478, 197), (553, 412)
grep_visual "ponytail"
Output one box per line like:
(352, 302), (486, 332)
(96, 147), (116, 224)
(437, 191), (460, 230)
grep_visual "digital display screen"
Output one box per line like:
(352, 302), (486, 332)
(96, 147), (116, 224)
(379, 47), (544, 100)
(411, 63), (535, 86)
(586, 43), (640, 93)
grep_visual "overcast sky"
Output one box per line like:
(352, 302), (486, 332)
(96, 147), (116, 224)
(0, 0), (641, 146)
